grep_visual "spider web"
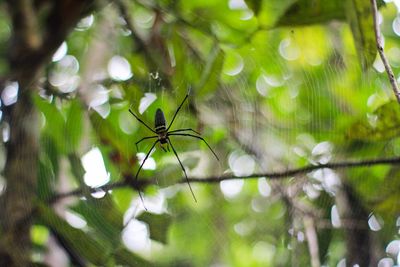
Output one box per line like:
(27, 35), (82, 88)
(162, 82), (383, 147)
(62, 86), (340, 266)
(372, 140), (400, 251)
(89, 25), (394, 267)
(147, 21), (399, 267)
(28, 2), (400, 266)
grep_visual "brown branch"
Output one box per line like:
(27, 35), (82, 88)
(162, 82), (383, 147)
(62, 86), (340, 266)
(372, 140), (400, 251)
(6, 0), (41, 51)
(370, 0), (400, 103)
(51, 156), (400, 202)
(336, 182), (377, 265)
(5, 0), (42, 85)
(4, 0), (96, 86)
(303, 216), (321, 267)
(50, 181), (125, 203)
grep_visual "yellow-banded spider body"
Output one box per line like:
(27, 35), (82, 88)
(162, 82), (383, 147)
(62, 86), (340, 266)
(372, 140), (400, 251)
(155, 108), (168, 145)
(129, 94), (219, 208)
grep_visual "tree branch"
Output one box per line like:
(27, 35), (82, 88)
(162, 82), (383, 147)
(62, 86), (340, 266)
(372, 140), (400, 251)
(336, 182), (377, 266)
(370, 0), (400, 103)
(6, 0), (41, 51)
(5, 0), (95, 85)
(50, 156), (400, 202)
(303, 216), (321, 267)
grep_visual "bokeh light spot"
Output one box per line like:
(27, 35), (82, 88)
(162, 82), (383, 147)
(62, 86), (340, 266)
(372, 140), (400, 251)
(331, 205), (341, 228)
(65, 210), (87, 229)
(139, 93), (157, 114)
(220, 179), (244, 199)
(137, 152), (156, 170)
(81, 147), (110, 187)
(279, 38), (300, 61)
(108, 55), (133, 81)
(76, 15), (94, 31)
(52, 42), (67, 62)
(223, 51), (244, 76)
(1, 81), (19, 106)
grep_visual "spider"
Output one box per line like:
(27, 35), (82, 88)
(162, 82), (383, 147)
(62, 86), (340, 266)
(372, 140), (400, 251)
(129, 93), (219, 205)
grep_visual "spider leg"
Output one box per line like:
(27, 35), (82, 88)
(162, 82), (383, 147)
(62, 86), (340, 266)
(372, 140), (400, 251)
(168, 128), (201, 135)
(168, 133), (219, 161)
(135, 139), (159, 209)
(159, 143), (167, 152)
(166, 94), (189, 131)
(135, 136), (158, 151)
(167, 137), (197, 202)
(129, 109), (157, 134)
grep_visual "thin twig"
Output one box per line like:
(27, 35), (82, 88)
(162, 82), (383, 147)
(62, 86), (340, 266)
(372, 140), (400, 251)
(51, 156), (400, 202)
(49, 181), (127, 203)
(189, 156), (400, 183)
(370, 0), (400, 103)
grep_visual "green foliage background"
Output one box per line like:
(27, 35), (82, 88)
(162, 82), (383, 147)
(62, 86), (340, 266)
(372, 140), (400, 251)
(1, 0), (400, 266)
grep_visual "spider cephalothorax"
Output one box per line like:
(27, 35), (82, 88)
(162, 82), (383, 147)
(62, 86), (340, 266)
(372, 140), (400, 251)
(129, 94), (219, 207)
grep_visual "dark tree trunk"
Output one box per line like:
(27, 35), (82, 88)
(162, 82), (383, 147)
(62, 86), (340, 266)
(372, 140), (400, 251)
(336, 182), (379, 267)
(0, 91), (38, 267)
(0, 1), (95, 265)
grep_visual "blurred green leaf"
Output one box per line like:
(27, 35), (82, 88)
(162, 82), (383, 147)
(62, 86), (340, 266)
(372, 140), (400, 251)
(38, 202), (152, 266)
(183, 156), (201, 170)
(68, 153), (87, 187)
(348, 101), (400, 141)
(65, 100), (84, 152)
(138, 212), (172, 244)
(72, 195), (123, 246)
(42, 134), (60, 177)
(38, 134), (60, 203)
(245, 0), (262, 15)
(112, 188), (134, 212)
(90, 111), (132, 159)
(156, 162), (183, 187)
(37, 156), (55, 201)
(34, 96), (66, 153)
(373, 166), (400, 215)
(169, 30), (202, 90)
(197, 47), (224, 98)
(276, 0), (345, 26)
(254, 0), (297, 27)
(345, 0), (376, 70)
(37, 202), (110, 265)
(315, 192), (333, 263)
(275, 0), (376, 69)
(113, 247), (154, 267)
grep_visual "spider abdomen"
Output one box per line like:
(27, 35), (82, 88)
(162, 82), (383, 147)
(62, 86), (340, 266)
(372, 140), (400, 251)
(155, 108), (167, 133)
